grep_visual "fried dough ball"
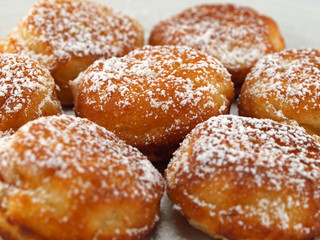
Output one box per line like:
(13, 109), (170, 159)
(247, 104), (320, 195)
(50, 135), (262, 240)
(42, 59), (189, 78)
(238, 49), (320, 141)
(149, 4), (285, 91)
(166, 115), (320, 240)
(71, 45), (234, 161)
(0, 115), (164, 240)
(0, 53), (61, 137)
(0, 0), (144, 105)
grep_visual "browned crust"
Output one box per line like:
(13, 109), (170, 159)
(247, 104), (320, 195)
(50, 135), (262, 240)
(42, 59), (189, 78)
(0, 115), (164, 240)
(238, 48), (320, 141)
(149, 4), (285, 88)
(0, 54), (62, 136)
(72, 45), (234, 161)
(0, 0), (144, 105)
(166, 115), (320, 240)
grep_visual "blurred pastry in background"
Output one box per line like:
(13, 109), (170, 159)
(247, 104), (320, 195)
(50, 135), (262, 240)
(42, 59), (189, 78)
(0, 0), (144, 105)
(0, 53), (61, 137)
(149, 4), (285, 93)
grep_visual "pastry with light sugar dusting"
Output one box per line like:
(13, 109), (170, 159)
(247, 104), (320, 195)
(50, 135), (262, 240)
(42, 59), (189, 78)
(166, 115), (320, 240)
(0, 115), (164, 240)
(0, 53), (61, 138)
(71, 45), (234, 161)
(0, 0), (144, 105)
(239, 48), (320, 142)
(149, 4), (285, 92)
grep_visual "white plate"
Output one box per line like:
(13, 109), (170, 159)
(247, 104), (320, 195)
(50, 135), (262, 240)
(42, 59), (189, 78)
(0, 0), (319, 239)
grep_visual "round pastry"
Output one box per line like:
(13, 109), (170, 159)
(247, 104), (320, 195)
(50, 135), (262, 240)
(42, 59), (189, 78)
(238, 48), (320, 140)
(0, 0), (144, 105)
(166, 115), (320, 240)
(71, 45), (234, 161)
(0, 115), (164, 240)
(0, 53), (61, 137)
(149, 4), (285, 90)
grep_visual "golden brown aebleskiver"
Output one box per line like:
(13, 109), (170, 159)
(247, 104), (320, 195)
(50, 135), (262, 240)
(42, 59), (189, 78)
(149, 4), (285, 90)
(0, 115), (164, 240)
(71, 45), (234, 161)
(0, 0), (144, 105)
(0, 53), (61, 137)
(238, 48), (320, 141)
(166, 115), (320, 240)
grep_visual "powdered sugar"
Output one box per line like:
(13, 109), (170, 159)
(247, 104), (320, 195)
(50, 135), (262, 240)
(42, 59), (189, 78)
(0, 116), (164, 238)
(150, 4), (278, 72)
(167, 115), (320, 232)
(73, 45), (233, 144)
(169, 115), (320, 190)
(0, 53), (61, 134)
(9, 0), (143, 69)
(0, 114), (164, 237)
(0, 115), (164, 203)
(241, 48), (320, 118)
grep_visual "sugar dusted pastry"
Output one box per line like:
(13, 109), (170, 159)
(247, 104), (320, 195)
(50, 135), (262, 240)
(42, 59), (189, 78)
(166, 115), (320, 240)
(0, 53), (61, 137)
(149, 4), (285, 91)
(238, 48), (320, 141)
(0, 115), (164, 240)
(0, 0), (144, 104)
(71, 45), (234, 161)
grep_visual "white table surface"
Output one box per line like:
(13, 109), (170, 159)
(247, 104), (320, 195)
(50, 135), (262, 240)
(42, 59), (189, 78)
(0, 0), (319, 239)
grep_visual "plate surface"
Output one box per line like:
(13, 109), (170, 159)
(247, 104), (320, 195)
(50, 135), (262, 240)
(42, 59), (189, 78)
(0, 0), (319, 239)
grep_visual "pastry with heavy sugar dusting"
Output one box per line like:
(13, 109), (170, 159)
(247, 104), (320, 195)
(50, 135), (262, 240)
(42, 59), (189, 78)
(0, 0), (144, 105)
(238, 48), (320, 141)
(166, 115), (320, 240)
(0, 115), (164, 240)
(149, 4), (285, 91)
(71, 45), (234, 161)
(0, 53), (61, 137)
